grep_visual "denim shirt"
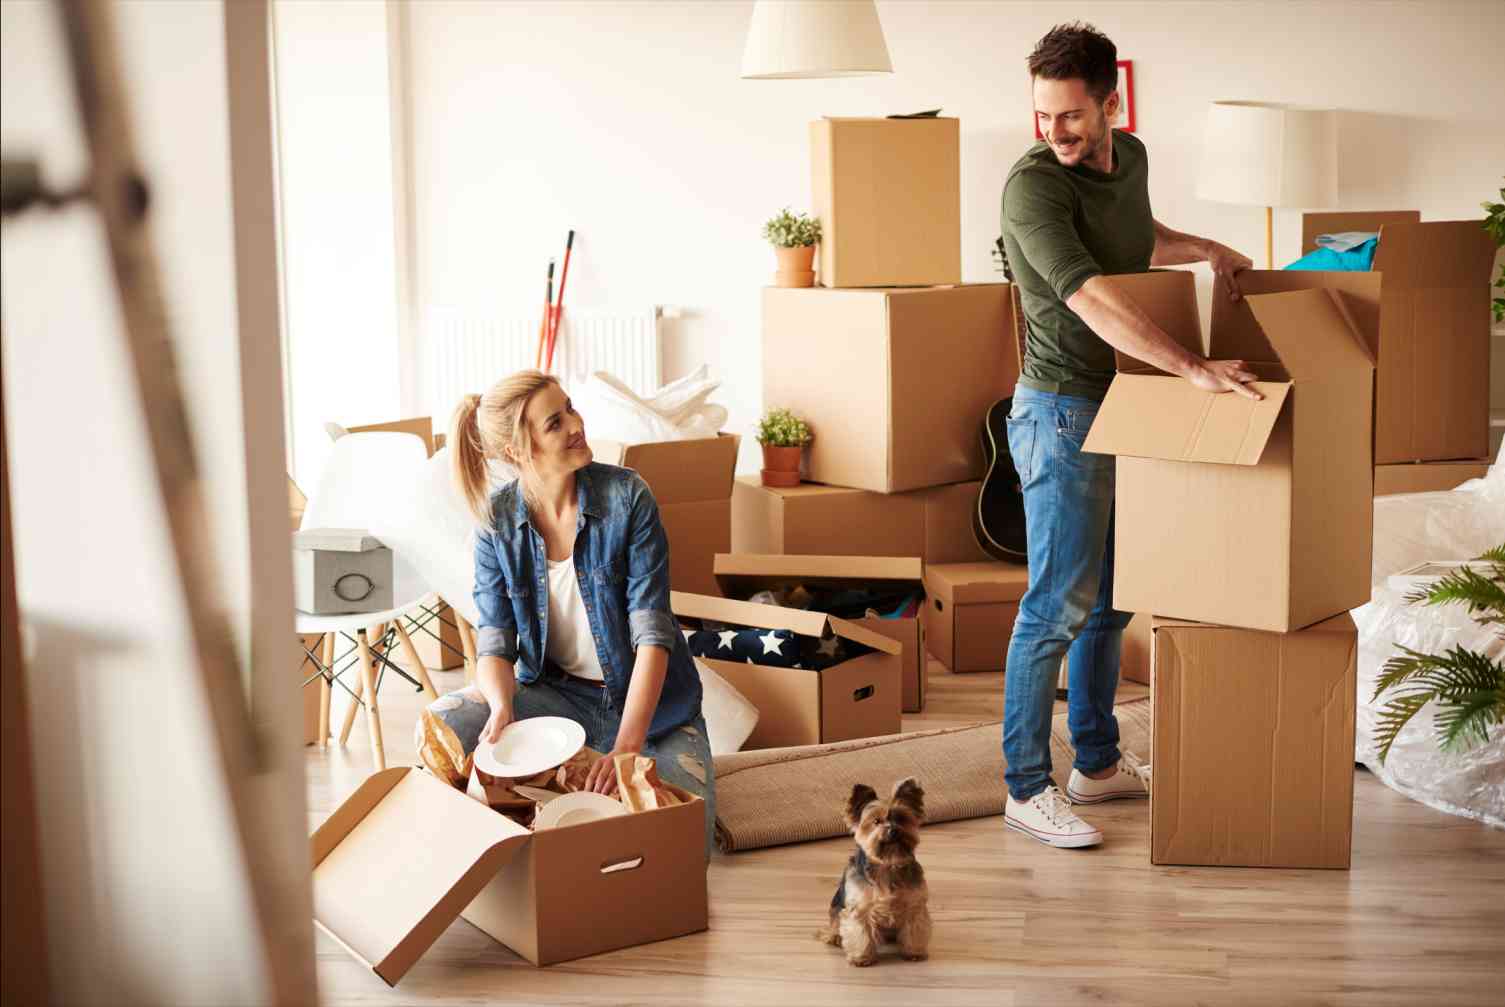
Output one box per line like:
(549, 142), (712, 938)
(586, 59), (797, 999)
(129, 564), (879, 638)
(472, 462), (702, 741)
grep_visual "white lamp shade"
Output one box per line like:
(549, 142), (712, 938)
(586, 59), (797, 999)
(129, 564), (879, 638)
(1196, 101), (1337, 208)
(741, 0), (892, 79)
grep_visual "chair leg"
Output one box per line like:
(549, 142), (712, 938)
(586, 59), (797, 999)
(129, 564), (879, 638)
(318, 632), (333, 749)
(337, 634), (362, 747)
(455, 611), (478, 683)
(393, 620), (438, 700)
(356, 628), (385, 770)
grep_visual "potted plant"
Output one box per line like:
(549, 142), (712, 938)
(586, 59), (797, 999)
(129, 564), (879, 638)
(756, 407), (813, 487)
(762, 208), (822, 288)
(1483, 180), (1503, 323)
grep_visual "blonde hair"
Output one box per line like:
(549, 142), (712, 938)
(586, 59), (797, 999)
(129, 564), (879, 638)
(450, 369), (563, 527)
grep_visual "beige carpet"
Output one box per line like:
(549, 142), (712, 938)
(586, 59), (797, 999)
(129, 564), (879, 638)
(712, 698), (1151, 852)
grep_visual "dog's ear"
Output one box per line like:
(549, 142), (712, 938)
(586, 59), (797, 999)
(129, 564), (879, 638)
(891, 777), (925, 820)
(845, 783), (878, 831)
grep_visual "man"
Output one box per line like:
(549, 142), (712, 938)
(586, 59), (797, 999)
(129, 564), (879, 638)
(999, 22), (1260, 848)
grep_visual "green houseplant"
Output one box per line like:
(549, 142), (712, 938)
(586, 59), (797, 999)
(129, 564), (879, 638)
(762, 208), (822, 288)
(1483, 182), (1504, 323)
(1372, 544), (1505, 766)
(755, 407), (813, 487)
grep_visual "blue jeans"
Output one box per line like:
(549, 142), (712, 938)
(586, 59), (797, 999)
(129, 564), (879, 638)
(1002, 386), (1132, 801)
(423, 671), (717, 857)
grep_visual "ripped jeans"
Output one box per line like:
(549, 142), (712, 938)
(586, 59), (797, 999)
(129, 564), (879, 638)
(421, 670), (717, 857)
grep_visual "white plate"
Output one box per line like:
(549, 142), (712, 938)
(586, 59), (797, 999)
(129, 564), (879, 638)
(533, 791), (628, 831)
(473, 716), (587, 780)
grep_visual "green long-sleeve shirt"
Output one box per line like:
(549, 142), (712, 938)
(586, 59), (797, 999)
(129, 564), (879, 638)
(1001, 130), (1154, 400)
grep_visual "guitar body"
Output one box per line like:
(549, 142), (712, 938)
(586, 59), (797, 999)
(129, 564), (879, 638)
(973, 396), (1028, 563)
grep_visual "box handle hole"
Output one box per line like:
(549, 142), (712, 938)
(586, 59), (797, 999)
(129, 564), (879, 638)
(933, 598), (944, 612)
(601, 855), (644, 875)
(852, 685), (874, 702)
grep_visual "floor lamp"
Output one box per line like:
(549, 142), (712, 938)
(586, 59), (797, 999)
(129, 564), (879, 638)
(1196, 101), (1337, 268)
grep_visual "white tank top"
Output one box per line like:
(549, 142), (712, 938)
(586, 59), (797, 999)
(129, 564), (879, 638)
(545, 557), (606, 681)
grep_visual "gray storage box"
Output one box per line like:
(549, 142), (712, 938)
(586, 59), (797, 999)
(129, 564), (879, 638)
(293, 528), (393, 615)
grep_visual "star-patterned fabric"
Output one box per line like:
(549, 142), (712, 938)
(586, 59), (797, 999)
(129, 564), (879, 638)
(682, 625), (850, 670)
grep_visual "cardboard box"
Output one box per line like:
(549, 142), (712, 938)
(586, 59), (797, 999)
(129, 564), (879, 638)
(1085, 277), (1375, 633)
(1119, 612), (1153, 686)
(312, 766), (707, 983)
(672, 590), (902, 749)
(714, 553), (928, 713)
(1373, 460), (1491, 496)
(592, 434), (740, 596)
(810, 116), (960, 288)
(763, 284), (1017, 493)
(1150, 614), (1357, 869)
(732, 476), (991, 564)
(404, 599), (466, 672)
(923, 562), (1029, 673)
(1220, 217), (1497, 463)
(300, 634), (324, 745)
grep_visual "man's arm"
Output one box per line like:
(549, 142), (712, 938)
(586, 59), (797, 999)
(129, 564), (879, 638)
(1066, 276), (1262, 400)
(1151, 218), (1254, 300)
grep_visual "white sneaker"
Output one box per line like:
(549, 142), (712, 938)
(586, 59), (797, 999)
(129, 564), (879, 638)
(1066, 751), (1152, 805)
(1004, 785), (1103, 848)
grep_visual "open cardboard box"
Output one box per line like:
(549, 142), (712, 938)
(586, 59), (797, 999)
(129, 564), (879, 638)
(1084, 273), (1375, 632)
(1151, 614), (1357, 869)
(732, 476), (990, 564)
(713, 553), (928, 713)
(762, 284), (1016, 493)
(1217, 214), (1496, 464)
(592, 434), (740, 596)
(671, 589), (901, 749)
(312, 766), (707, 984)
(811, 116), (961, 288)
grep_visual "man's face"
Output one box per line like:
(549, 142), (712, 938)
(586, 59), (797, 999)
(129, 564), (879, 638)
(1032, 76), (1118, 168)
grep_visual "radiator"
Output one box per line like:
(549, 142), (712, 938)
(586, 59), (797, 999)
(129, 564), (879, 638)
(423, 305), (664, 420)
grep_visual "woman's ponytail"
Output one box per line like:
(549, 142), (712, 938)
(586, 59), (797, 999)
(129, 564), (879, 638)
(450, 392), (492, 527)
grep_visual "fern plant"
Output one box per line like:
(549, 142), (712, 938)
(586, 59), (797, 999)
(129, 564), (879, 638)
(1371, 543), (1505, 764)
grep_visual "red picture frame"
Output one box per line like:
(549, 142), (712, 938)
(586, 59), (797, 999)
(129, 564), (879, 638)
(1034, 59), (1136, 139)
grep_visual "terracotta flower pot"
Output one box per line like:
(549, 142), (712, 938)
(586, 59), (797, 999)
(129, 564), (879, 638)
(760, 443), (804, 487)
(773, 244), (816, 288)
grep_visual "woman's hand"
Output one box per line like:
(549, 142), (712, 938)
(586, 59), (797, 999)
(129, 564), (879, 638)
(585, 735), (644, 796)
(480, 698), (514, 746)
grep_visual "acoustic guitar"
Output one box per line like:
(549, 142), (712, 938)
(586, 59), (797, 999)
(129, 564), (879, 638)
(972, 274), (1028, 563)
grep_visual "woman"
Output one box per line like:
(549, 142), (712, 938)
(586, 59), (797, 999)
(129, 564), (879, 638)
(420, 369), (715, 855)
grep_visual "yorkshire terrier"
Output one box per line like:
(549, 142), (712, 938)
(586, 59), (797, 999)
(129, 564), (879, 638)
(816, 778), (932, 966)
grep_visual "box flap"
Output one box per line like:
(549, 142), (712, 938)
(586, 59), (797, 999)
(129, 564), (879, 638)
(312, 768), (531, 986)
(1081, 374), (1291, 465)
(713, 553), (924, 594)
(592, 434), (740, 505)
(1104, 271), (1204, 372)
(1209, 271), (1382, 363)
(1243, 289), (1376, 379)
(671, 590), (900, 654)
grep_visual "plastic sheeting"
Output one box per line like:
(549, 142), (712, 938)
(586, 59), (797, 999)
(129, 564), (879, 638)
(1351, 446), (1505, 827)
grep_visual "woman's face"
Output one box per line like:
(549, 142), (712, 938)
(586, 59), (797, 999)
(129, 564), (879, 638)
(517, 382), (592, 480)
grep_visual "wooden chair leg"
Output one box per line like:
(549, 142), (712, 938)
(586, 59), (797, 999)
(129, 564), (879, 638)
(318, 632), (332, 749)
(455, 611), (478, 683)
(393, 620), (438, 700)
(337, 634), (361, 747)
(356, 628), (385, 770)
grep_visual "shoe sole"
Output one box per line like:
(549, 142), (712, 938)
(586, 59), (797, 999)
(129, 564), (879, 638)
(1066, 786), (1149, 805)
(1003, 814), (1103, 849)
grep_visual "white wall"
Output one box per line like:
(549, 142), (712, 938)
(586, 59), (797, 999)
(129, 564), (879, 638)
(1, 1), (312, 1002)
(401, 0), (1505, 471)
(274, 0), (403, 489)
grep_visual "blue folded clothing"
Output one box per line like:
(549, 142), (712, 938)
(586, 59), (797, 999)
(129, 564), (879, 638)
(1284, 234), (1378, 271)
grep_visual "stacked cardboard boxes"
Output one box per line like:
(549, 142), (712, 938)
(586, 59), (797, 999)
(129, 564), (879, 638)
(717, 116), (1031, 725)
(1084, 271), (1371, 869)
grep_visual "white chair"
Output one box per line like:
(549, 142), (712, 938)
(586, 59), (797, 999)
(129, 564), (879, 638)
(296, 431), (438, 769)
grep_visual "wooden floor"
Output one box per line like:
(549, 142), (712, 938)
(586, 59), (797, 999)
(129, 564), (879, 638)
(307, 660), (1505, 1006)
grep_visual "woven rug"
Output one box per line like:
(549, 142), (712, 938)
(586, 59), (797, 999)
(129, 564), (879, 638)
(712, 698), (1152, 853)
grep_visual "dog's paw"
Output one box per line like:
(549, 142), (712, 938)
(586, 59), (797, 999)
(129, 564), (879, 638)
(814, 927), (842, 947)
(847, 955), (877, 967)
(903, 951), (929, 962)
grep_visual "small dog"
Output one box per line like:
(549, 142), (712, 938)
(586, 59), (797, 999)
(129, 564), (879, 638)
(816, 778), (932, 966)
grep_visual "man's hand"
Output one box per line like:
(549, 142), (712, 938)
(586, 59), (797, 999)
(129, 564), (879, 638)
(1207, 243), (1253, 301)
(480, 699), (514, 746)
(1189, 359), (1263, 401)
